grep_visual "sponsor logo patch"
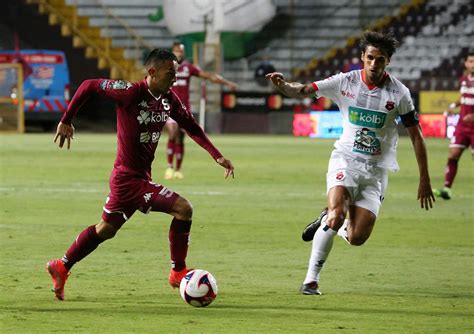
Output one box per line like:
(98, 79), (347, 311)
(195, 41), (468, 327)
(137, 110), (151, 125)
(352, 127), (381, 156)
(341, 90), (355, 99)
(349, 106), (387, 128)
(100, 80), (132, 90)
(111, 80), (132, 90)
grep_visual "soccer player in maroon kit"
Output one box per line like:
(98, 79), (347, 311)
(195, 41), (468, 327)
(433, 51), (474, 199)
(46, 49), (234, 301)
(164, 42), (238, 180)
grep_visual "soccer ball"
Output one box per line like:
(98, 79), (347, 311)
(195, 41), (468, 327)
(179, 269), (218, 307)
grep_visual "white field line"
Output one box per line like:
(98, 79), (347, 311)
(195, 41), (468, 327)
(0, 186), (226, 196)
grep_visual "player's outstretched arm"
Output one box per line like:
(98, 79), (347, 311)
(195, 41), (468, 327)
(216, 156), (234, 179)
(175, 112), (235, 179)
(407, 125), (435, 210)
(445, 100), (460, 115)
(199, 71), (238, 91)
(54, 121), (75, 150)
(266, 72), (314, 98)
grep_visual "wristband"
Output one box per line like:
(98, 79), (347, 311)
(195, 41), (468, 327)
(449, 103), (456, 110)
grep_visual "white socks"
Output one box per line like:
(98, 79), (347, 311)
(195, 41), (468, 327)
(304, 218), (352, 284)
(304, 217), (337, 284)
(337, 219), (351, 244)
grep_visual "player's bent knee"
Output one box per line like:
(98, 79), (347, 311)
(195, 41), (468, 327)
(171, 197), (193, 221)
(448, 148), (463, 160)
(168, 132), (177, 141)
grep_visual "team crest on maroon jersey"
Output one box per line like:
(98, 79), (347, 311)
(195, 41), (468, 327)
(385, 101), (395, 111)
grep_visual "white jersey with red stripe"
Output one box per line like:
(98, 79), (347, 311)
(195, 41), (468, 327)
(313, 70), (415, 171)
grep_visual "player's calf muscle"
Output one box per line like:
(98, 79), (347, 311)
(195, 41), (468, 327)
(96, 220), (121, 239)
(347, 217), (375, 246)
(347, 233), (370, 246)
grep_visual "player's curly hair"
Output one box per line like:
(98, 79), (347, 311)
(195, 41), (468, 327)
(144, 48), (177, 67)
(360, 31), (399, 58)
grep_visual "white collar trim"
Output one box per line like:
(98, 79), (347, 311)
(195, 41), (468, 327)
(147, 89), (161, 101)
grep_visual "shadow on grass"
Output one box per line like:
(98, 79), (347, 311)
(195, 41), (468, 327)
(3, 300), (472, 319)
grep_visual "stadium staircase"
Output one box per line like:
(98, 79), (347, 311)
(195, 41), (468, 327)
(20, 0), (417, 92)
(2, 0), (110, 86)
(24, 0), (154, 80)
(17, 0), (472, 93)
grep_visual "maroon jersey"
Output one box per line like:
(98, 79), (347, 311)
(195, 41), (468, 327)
(458, 74), (474, 134)
(61, 78), (221, 180)
(171, 60), (201, 111)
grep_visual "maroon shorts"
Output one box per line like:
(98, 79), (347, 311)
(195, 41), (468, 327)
(450, 127), (474, 151)
(102, 173), (180, 225)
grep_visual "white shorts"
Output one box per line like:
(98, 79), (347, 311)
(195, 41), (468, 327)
(326, 150), (388, 216)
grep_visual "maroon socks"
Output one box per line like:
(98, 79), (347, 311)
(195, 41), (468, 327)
(444, 158), (458, 188)
(60, 219), (192, 272)
(168, 218), (192, 271)
(175, 143), (184, 171)
(167, 140), (175, 166)
(62, 225), (104, 271)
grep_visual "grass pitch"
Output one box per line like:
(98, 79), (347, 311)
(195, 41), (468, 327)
(1, 133), (473, 333)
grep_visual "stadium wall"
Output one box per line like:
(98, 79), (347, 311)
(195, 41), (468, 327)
(214, 112), (293, 134)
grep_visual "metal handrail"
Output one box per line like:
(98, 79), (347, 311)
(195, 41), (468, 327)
(32, 0), (137, 78)
(95, 0), (153, 52)
(0, 63), (24, 133)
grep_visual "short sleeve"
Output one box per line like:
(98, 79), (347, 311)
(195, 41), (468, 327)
(398, 87), (415, 116)
(96, 79), (138, 104)
(313, 72), (345, 101)
(398, 87), (419, 127)
(61, 79), (138, 124)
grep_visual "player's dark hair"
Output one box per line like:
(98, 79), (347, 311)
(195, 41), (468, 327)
(360, 31), (399, 58)
(468, 48), (474, 57)
(144, 48), (177, 67)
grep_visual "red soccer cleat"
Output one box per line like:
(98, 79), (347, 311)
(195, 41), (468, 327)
(46, 259), (70, 300)
(168, 268), (192, 288)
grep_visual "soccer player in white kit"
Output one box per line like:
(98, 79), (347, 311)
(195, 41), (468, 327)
(267, 31), (435, 295)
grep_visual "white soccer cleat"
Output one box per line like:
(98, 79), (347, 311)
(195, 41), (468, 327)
(173, 171), (184, 179)
(164, 167), (174, 180)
